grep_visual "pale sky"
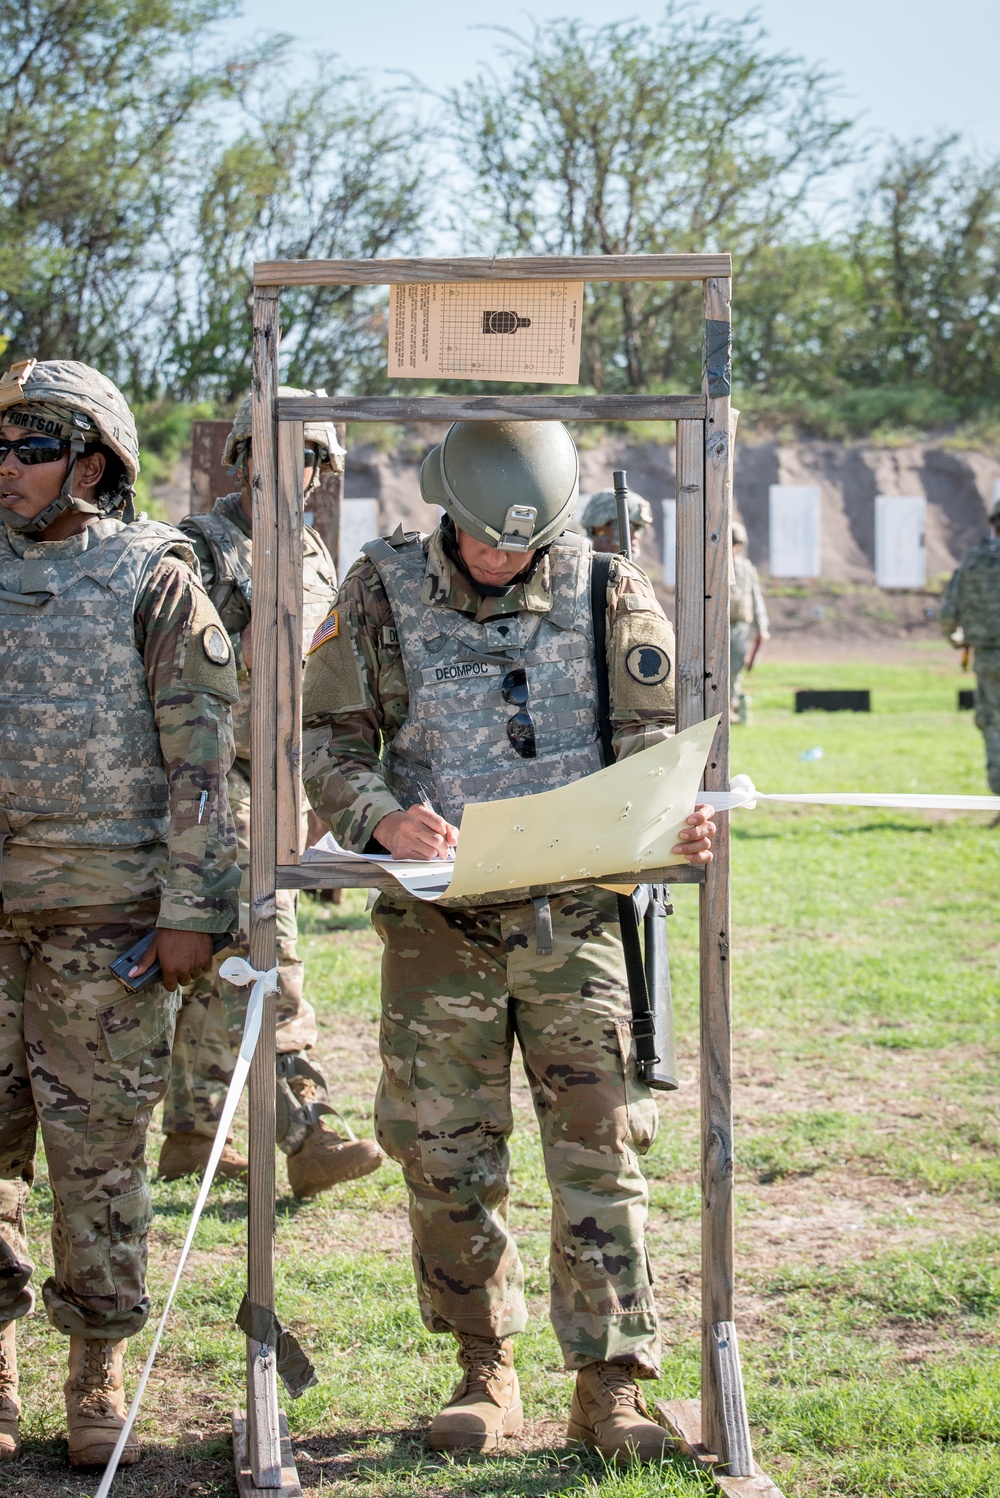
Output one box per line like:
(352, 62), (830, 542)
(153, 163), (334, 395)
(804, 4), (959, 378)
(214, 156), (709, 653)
(228, 0), (1000, 152)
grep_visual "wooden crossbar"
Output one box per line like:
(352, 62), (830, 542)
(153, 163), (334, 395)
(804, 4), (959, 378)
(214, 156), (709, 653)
(277, 394), (705, 423)
(254, 253), (731, 287)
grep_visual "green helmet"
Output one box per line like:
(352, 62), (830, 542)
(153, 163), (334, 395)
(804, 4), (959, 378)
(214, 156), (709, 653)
(732, 520), (748, 547)
(0, 357), (139, 535)
(420, 420), (579, 551)
(223, 386), (345, 475)
(580, 489), (653, 534)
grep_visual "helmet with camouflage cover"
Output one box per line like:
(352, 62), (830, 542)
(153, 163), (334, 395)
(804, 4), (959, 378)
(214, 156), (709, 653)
(732, 520), (748, 547)
(223, 387), (345, 485)
(0, 357), (139, 535)
(420, 420), (579, 551)
(580, 489), (653, 535)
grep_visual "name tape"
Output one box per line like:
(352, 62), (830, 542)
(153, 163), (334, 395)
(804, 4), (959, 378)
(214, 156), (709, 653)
(421, 660), (502, 685)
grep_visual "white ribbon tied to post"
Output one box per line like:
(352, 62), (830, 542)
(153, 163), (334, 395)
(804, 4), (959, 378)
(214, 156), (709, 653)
(95, 957), (278, 1498)
(710, 773), (1000, 815)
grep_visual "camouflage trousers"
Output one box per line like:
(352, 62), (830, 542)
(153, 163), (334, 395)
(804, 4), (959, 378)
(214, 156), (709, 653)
(373, 886), (661, 1375)
(974, 658), (1000, 794)
(0, 899), (178, 1340)
(730, 622), (753, 711)
(163, 761), (317, 1144)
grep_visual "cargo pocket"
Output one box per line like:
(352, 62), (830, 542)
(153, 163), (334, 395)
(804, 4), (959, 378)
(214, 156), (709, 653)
(92, 987), (181, 1136)
(374, 1014), (421, 1175)
(614, 1020), (658, 1157)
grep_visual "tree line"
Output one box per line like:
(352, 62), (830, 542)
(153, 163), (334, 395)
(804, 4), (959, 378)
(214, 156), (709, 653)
(3, 0), (999, 436)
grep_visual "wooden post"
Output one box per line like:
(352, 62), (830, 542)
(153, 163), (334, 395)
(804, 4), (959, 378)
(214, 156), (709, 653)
(699, 274), (735, 1463)
(246, 286), (283, 1488)
(276, 423), (304, 867)
(674, 419), (706, 734)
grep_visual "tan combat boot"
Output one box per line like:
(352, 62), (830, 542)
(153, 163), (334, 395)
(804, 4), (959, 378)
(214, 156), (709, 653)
(158, 1133), (248, 1182)
(568, 1361), (671, 1463)
(427, 1334), (523, 1452)
(0, 1322), (20, 1460)
(286, 1125), (383, 1200)
(65, 1337), (139, 1468)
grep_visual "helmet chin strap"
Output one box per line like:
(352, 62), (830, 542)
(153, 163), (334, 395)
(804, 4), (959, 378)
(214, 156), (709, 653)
(1, 416), (103, 537)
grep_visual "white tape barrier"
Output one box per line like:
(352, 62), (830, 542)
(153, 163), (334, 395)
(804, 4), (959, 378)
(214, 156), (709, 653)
(710, 773), (1000, 814)
(95, 957), (278, 1498)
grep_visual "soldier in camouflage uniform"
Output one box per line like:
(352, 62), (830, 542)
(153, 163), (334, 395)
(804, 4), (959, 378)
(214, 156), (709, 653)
(730, 520), (769, 724)
(302, 421), (715, 1460)
(940, 496), (1000, 812)
(0, 359), (240, 1466)
(580, 488), (653, 561)
(160, 392), (383, 1197)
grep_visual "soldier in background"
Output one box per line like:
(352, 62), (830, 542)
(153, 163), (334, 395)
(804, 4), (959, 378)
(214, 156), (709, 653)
(0, 359), (240, 1466)
(302, 421), (715, 1462)
(730, 520), (769, 724)
(159, 392), (383, 1197)
(940, 495), (1000, 814)
(580, 488), (653, 561)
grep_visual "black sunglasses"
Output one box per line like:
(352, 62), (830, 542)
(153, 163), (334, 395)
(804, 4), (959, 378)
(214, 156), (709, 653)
(502, 668), (536, 759)
(0, 435), (70, 467)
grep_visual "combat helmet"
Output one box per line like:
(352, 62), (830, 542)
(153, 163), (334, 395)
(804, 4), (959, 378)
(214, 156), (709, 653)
(420, 421), (579, 551)
(580, 489), (653, 535)
(0, 358), (139, 535)
(224, 387), (345, 487)
(732, 520), (748, 547)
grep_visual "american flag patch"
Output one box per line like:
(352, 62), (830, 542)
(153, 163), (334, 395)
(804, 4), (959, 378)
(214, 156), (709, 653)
(307, 610), (339, 654)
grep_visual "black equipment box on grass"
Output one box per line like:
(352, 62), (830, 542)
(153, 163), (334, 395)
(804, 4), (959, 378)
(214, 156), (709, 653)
(795, 689), (871, 713)
(958, 689), (976, 710)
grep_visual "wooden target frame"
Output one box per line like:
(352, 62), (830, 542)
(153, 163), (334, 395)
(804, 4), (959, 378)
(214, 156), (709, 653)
(238, 254), (780, 1496)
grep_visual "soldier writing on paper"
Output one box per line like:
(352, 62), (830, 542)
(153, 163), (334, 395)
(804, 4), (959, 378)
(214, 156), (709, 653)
(302, 420), (715, 1461)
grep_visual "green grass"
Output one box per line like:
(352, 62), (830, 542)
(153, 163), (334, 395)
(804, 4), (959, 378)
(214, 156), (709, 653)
(8, 652), (1000, 1496)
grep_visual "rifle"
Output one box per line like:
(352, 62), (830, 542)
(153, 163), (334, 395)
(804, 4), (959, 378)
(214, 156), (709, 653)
(590, 470), (679, 1091)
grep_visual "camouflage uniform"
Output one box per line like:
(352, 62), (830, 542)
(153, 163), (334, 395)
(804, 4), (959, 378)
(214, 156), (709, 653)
(302, 523), (675, 1374)
(0, 520), (240, 1339)
(940, 531), (1000, 794)
(730, 553), (768, 714)
(163, 493), (335, 1146)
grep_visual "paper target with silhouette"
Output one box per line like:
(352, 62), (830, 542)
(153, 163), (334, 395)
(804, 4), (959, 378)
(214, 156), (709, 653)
(389, 280), (583, 383)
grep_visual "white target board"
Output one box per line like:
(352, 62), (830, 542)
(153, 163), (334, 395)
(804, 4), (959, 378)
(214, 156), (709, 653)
(769, 485), (821, 577)
(338, 498), (380, 578)
(661, 498), (676, 586)
(875, 494), (925, 588)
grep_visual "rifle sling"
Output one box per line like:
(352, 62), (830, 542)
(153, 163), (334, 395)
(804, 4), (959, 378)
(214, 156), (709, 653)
(589, 551), (658, 1067)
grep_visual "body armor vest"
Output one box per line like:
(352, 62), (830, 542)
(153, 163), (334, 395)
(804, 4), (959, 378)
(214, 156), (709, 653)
(182, 497), (337, 759)
(953, 539), (1000, 647)
(363, 528), (603, 829)
(0, 518), (192, 846)
(730, 556), (756, 625)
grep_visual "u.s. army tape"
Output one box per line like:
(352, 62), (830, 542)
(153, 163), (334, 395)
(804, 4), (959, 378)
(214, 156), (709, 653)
(95, 957), (277, 1498)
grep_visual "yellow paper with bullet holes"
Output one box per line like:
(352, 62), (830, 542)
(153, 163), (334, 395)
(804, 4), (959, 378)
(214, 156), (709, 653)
(442, 716), (720, 900)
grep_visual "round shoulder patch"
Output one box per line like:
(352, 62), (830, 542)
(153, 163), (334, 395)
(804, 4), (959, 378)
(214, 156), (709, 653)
(203, 623), (232, 665)
(625, 642), (671, 685)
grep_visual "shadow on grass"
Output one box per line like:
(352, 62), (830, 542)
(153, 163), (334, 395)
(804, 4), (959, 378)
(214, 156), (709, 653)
(0, 1434), (236, 1497)
(289, 1425), (713, 1495)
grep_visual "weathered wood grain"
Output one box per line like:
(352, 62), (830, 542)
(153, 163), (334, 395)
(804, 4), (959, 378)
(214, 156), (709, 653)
(675, 419), (705, 733)
(246, 287), (283, 1487)
(275, 422), (304, 867)
(233, 1410), (302, 1497)
(276, 861), (709, 891)
(255, 254), (732, 287)
(656, 1399), (785, 1497)
(277, 394), (705, 423)
(699, 274), (735, 1462)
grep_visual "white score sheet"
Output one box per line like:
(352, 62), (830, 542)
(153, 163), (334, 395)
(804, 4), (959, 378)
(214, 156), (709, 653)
(388, 281), (583, 384)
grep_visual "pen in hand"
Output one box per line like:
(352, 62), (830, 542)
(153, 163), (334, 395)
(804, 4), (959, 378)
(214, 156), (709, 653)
(415, 782), (456, 862)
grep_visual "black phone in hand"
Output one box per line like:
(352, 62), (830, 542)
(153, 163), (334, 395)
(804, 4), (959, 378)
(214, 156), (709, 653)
(110, 930), (235, 993)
